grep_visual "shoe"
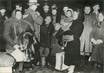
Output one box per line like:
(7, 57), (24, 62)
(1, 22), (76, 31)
(67, 65), (75, 73)
(61, 64), (69, 71)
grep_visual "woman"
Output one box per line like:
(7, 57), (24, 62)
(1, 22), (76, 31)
(56, 8), (84, 73)
(4, 10), (34, 73)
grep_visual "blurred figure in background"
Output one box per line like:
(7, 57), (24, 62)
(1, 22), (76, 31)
(51, 4), (58, 24)
(41, 3), (50, 19)
(89, 4), (104, 72)
(0, 6), (7, 52)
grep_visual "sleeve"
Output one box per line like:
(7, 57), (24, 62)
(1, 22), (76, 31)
(71, 21), (84, 39)
(3, 21), (16, 47)
(55, 29), (64, 46)
(35, 16), (43, 25)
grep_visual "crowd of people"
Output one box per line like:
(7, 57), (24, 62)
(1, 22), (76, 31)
(0, 0), (104, 73)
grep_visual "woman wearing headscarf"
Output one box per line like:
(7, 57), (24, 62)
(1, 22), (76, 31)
(4, 10), (34, 72)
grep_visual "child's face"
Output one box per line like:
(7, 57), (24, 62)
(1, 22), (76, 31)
(16, 11), (22, 20)
(65, 10), (72, 17)
(52, 9), (57, 15)
(45, 16), (51, 24)
(84, 6), (91, 14)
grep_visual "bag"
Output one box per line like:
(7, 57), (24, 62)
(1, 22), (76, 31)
(63, 35), (73, 42)
(10, 48), (26, 62)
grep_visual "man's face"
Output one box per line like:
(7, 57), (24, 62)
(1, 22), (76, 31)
(93, 4), (100, 11)
(16, 11), (22, 20)
(43, 5), (49, 13)
(84, 6), (91, 14)
(0, 9), (6, 16)
(52, 9), (57, 15)
(30, 4), (37, 11)
(45, 16), (51, 24)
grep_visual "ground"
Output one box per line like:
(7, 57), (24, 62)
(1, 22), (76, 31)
(14, 56), (103, 73)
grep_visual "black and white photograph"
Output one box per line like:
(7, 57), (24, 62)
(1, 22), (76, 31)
(0, 0), (104, 73)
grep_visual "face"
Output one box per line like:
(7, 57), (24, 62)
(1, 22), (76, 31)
(52, 9), (57, 15)
(63, 6), (69, 13)
(45, 16), (52, 25)
(43, 5), (49, 13)
(30, 4), (37, 11)
(16, 11), (22, 20)
(65, 10), (72, 18)
(98, 13), (104, 22)
(73, 11), (79, 20)
(16, 5), (22, 11)
(93, 4), (100, 11)
(0, 9), (6, 16)
(84, 6), (91, 14)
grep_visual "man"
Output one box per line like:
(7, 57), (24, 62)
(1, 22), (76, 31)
(23, 0), (43, 65)
(24, 0), (43, 42)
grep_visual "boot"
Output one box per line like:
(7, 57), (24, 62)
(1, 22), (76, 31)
(41, 57), (46, 67)
(67, 65), (75, 73)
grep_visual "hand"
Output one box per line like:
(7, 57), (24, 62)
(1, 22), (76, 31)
(88, 57), (92, 62)
(96, 39), (103, 44)
(33, 36), (37, 44)
(54, 23), (61, 31)
(91, 38), (97, 44)
(13, 44), (20, 49)
(36, 11), (40, 16)
(61, 25), (69, 31)
(61, 47), (64, 50)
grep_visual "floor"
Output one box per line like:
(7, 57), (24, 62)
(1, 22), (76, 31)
(14, 56), (103, 73)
